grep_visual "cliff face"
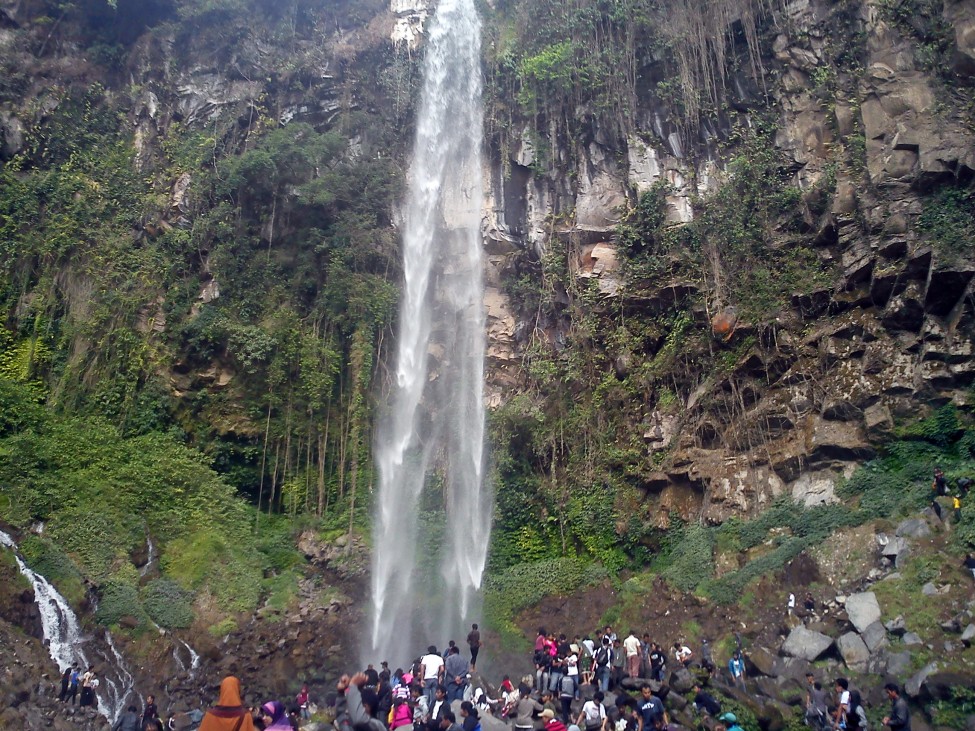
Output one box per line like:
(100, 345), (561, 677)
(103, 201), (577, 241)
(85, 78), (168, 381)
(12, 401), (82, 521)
(476, 0), (975, 531)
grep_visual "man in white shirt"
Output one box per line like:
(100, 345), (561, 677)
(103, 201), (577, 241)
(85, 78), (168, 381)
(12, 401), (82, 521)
(420, 646), (445, 707)
(623, 631), (641, 679)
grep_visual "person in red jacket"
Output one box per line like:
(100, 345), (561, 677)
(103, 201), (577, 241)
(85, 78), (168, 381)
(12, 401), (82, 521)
(541, 708), (568, 731)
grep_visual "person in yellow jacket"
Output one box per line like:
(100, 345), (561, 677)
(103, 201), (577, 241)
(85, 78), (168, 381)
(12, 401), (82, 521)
(954, 495), (962, 522)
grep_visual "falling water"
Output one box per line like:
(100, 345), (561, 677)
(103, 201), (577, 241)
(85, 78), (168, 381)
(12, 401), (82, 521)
(368, 0), (491, 664)
(0, 530), (134, 721)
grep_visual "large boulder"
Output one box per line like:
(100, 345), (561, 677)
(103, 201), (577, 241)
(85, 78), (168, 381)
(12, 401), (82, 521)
(905, 662), (938, 697)
(861, 621), (889, 653)
(845, 592), (882, 633)
(896, 518), (931, 539)
(837, 632), (870, 669)
(885, 651), (912, 677)
(748, 646), (778, 677)
(781, 627), (834, 661)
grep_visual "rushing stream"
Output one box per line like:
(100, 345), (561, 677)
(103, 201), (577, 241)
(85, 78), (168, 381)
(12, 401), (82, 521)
(0, 529), (134, 722)
(369, 0), (491, 664)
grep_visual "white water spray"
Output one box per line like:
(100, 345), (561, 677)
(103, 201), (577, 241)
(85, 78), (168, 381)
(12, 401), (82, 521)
(0, 530), (134, 722)
(369, 0), (491, 664)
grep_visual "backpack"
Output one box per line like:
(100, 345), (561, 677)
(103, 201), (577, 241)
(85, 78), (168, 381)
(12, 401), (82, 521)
(560, 675), (575, 697)
(596, 647), (610, 667)
(534, 649), (548, 666)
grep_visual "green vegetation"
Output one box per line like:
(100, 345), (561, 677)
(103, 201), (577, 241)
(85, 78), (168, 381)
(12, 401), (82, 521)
(0, 378), (302, 625)
(918, 186), (975, 265)
(484, 557), (607, 642)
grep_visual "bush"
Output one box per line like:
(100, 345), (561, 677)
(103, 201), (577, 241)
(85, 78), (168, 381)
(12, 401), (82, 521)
(142, 578), (194, 629)
(661, 523), (714, 592)
(96, 577), (147, 627)
(18, 535), (86, 605)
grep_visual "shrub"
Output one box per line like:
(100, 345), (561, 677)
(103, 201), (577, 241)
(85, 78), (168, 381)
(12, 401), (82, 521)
(96, 576), (147, 627)
(661, 523), (714, 592)
(142, 578), (194, 629)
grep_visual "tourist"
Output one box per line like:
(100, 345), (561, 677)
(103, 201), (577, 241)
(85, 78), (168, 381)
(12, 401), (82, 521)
(344, 672), (386, 731)
(576, 690), (607, 731)
(623, 630), (641, 679)
(260, 701), (293, 731)
(441, 710), (463, 731)
(445, 646), (468, 703)
(933, 467), (948, 496)
(593, 638), (612, 692)
(112, 705), (141, 731)
(467, 624), (482, 670)
(610, 639), (626, 689)
(390, 690), (413, 730)
(429, 686), (450, 731)
(648, 644), (665, 683)
(805, 675), (829, 731)
(80, 666), (97, 708)
(420, 646), (445, 707)
(542, 708), (568, 731)
(558, 671), (575, 723)
(833, 678), (850, 731)
(58, 665), (73, 702)
(66, 665), (80, 705)
(954, 494), (962, 522)
(728, 651), (745, 691)
(459, 701), (481, 731)
(296, 685), (310, 720)
(638, 684), (667, 731)
(143, 695), (159, 726)
(718, 713), (743, 731)
(788, 593), (796, 616)
(411, 682), (429, 730)
(882, 684), (911, 731)
(564, 644), (580, 698)
(199, 677), (257, 731)
(673, 642), (692, 668)
(691, 685), (721, 717)
(514, 683), (542, 731)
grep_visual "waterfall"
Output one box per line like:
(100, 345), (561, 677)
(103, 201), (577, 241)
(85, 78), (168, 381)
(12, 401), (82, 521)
(368, 0), (491, 665)
(0, 529), (134, 722)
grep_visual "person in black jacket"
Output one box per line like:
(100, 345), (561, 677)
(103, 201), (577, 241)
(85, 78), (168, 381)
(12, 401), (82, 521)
(883, 683), (911, 731)
(112, 705), (141, 731)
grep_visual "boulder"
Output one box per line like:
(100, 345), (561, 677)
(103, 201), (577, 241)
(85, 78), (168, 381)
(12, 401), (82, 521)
(748, 646), (778, 677)
(905, 662), (938, 697)
(879, 535), (909, 559)
(922, 582), (938, 597)
(861, 621), (889, 653)
(837, 632), (870, 668)
(845, 592), (882, 633)
(896, 518), (931, 538)
(479, 713), (508, 731)
(885, 616), (907, 636)
(885, 651), (912, 677)
(781, 626), (834, 661)
(962, 624), (975, 645)
(903, 632), (923, 646)
(669, 667), (695, 693)
(771, 656), (813, 681)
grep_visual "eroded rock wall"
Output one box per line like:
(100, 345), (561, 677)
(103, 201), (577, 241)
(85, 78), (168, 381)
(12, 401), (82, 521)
(479, 0), (975, 523)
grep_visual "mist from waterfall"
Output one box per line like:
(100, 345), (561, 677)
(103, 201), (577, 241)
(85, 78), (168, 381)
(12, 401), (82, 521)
(368, 0), (490, 665)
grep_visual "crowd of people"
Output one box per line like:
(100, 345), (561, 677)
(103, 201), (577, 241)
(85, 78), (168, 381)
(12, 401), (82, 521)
(69, 618), (915, 731)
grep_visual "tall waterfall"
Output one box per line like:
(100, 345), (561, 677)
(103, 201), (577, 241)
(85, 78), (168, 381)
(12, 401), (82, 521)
(369, 0), (491, 664)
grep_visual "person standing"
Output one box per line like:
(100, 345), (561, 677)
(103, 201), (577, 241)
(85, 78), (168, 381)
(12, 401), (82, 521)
(576, 691), (607, 731)
(593, 638), (612, 693)
(954, 495), (962, 522)
(788, 593), (796, 616)
(833, 678), (851, 731)
(623, 631), (641, 680)
(882, 683), (911, 731)
(296, 685), (310, 720)
(728, 651), (745, 691)
(420, 646), (445, 708)
(66, 665), (80, 705)
(58, 665), (73, 702)
(112, 705), (141, 731)
(143, 695), (159, 727)
(198, 677), (257, 731)
(80, 666), (96, 707)
(444, 646), (469, 703)
(467, 624), (482, 670)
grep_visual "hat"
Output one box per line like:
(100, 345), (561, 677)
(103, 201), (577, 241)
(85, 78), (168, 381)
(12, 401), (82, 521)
(718, 713), (737, 724)
(570, 643), (580, 654)
(541, 710), (556, 721)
